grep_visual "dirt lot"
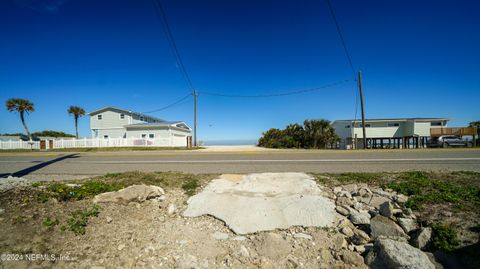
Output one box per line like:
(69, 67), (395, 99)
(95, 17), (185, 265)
(0, 171), (479, 269)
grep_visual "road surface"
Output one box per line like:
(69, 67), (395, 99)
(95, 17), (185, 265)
(0, 148), (479, 180)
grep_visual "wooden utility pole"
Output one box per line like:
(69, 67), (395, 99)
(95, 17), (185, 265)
(358, 70), (367, 149)
(193, 89), (197, 147)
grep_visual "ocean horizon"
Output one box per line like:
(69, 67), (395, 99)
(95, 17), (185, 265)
(202, 139), (258, 146)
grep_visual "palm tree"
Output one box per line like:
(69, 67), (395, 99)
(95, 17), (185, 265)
(68, 106), (85, 139)
(303, 119), (338, 148)
(6, 98), (35, 138)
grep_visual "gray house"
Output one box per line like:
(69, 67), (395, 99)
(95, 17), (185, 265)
(89, 106), (191, 145)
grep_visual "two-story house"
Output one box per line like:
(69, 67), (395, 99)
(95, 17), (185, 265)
(89, 106), (191, 146)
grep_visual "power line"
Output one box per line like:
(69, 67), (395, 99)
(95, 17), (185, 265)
(324, 0), (356, 76)
(199, 79), (351, 98)
(151, 0), (195, 91)
(142, 93), (192, 114)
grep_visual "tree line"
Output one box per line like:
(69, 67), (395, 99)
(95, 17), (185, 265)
(258, 119), (339, 149)
(6, 98), (85, 139)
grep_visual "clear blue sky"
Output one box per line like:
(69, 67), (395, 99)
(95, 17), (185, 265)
(1, 0), (479, 141)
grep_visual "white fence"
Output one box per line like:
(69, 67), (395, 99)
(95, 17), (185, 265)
(0, 137), (188, 150)
(0, 140), (40, 150)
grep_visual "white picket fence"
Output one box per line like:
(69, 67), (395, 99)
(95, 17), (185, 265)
(0, 137), (188, 150)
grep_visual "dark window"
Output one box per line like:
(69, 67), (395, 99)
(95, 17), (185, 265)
(388, 123), (399, 127)
(141, 134), (146, 139)
(345, 125), (351, 128)
(97, 115), (102, 120)
(431, 121), (442, 126)
(149, 134), (155, 139)
(120, 114), (125, 119)
(103, 135), (108, 139)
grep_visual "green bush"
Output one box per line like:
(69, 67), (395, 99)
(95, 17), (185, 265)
(42, 217), (59, 227)
(46, 181), (120, 201)
(67, 205), (101, 235)
(258, 119), (339, 149)
(431, 224), (460, 251)
(182, 177), (199, 196)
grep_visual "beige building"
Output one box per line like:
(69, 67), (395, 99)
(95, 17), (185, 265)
(332, 118), (449, 149)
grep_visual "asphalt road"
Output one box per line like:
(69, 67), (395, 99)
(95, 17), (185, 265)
(0, 148), (479, 179)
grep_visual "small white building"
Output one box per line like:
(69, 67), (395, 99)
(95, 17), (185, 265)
(89, 106), (191, 146)
(332, 118), (449, 149)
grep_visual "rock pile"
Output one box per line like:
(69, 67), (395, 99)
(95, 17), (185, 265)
(0, 176), (30, 193)
(332, 183), (436, 268)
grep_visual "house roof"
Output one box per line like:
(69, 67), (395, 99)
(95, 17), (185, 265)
(333, 117), (449, 124)
(88, 106), (164, 122)
(125, 121), (191, 130)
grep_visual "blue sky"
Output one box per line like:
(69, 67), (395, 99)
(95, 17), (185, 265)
(1, 0), (479, 141)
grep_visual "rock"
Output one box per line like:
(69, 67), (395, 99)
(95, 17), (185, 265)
(367, 196), (391, 208)
(366, 238), (435, 269)
(212, 231), (229, 240)
(354, 245), (366, 253)
(340, 250), (365, 267)
(340, 226), (354, 237)
(167, 204), (176, 215)
(352, 229), (370, 245)
(337, 218), (355, 230)
(342, 184), (358, 194)
(336, 190), (352, 198)
(333, 187), (342, 193)
(238, 245), (250, 258)
(106, 216), (113, 223)
(370, 215), (408, 239)
(379, 202), (394, 218)
(336, 197), (354, 207)
(183, 173), (337, 234)
(256, 233), (292, 259)
(394, 194), (408, 204)
(372, 189), (394, 199)
(331, 234), (348, 251)
(397, 218), (418, 233)
(411, 227), (432, 249)
(349, 212), (371, 225)
(0, 208), (4, 215)
(232, 236), (247, 241)
(117, 244), (126, 251)
(293, 232), (312, 240)
(93, 185), (165, 204)
(336, 206), (350, 216)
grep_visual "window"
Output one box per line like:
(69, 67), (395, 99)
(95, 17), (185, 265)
(141, 134), (146, 139)
(388, 123), (399, 127)
(359, 124), (371, 128)
(140, 116), (144, 121)
(149, 134), (155, 139)
(431, 121), (442, 126)
(103, 135), (108, 139)
(345, 125), (351, 128)
(97, 115), (102, 120)
(120, 114), (125, 119)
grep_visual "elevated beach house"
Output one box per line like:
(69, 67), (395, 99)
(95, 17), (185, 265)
(332, 117), (449, 149)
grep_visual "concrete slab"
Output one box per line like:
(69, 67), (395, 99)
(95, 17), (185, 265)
(183, 173), (339, 234)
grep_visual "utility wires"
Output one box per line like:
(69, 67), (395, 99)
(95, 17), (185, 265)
(142, 93), (192, 114)
(199, 79), (351, 98)
(151, 0), (195, 91)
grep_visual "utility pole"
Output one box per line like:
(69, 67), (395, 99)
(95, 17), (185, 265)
(193, 89), (197, 147)
(358, 70), (367, 149)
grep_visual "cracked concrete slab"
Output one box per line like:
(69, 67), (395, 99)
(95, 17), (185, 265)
(183, 173), (339, 234)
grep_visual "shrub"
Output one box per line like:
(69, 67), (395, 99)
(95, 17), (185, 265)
(182, 177), (199, 196)
(67, 205), (101, 235)
(42, 217), (59, 227)
(431, 224), (460, 251)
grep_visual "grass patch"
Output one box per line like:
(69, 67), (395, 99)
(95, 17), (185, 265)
(67, 205), (101, 235)
(42, 217), (59, 227)
(431, 223), (461, 251)
(181, 177), (199, 196)
(384, 171), (480, 210)
(42, 181), (121, 201)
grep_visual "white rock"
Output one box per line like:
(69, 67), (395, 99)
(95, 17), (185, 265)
(366, 238), (434, 269)
(397, 218), (418, 233)
(117, 244), (126, 251)
(211, 231), (229, 240)
(370, 215), (408, 239)
(93, 185), (165, 204)
(293, 233), (312, 240)
(349, 212), (371, 225)
(411, 227), (432, 249)
(167, 204), (176, 215)
(239, 245), (250, 257)
(232, 236), (247, 241)
(106, 216), (113, 223)
(340, 226), (354, 237)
